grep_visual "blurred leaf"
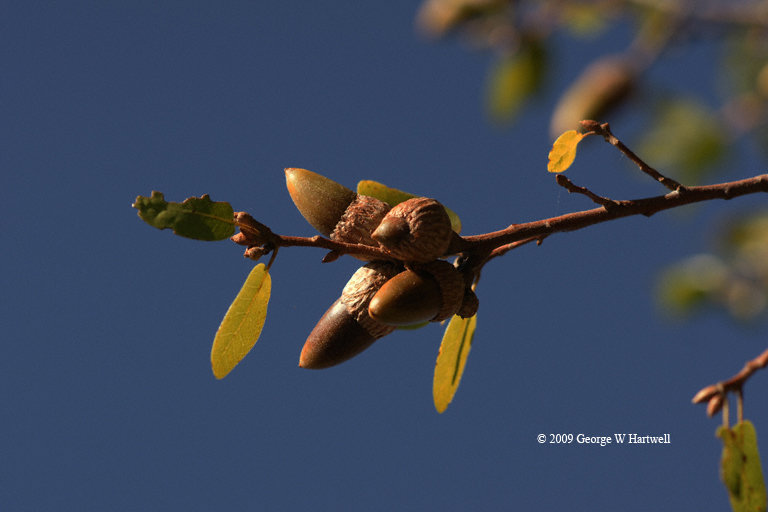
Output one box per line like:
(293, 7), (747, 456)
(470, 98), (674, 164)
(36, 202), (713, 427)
(133, 191), (235, 241)
(722, 35), (768, 97)
(657, 255), (729, 317)
(211, 264), (271, 379)
(416, 0), (509, 39)
(636, 98), (726, 184)
(357, 180), (462, 234)
(486, 40), (545, 124)
(549, 56), (634, 138)
(659, 211), (768, 322)
(722, 212), (768, 264)
(433, 314), (477, 413)
(561, 4), (608, 37)
(548, 130), (585, 173)
(717, 421), (767, 512)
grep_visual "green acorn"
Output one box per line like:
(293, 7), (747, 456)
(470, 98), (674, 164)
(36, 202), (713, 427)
(285, 168), (391, 258)
(368, 260), (471, 326)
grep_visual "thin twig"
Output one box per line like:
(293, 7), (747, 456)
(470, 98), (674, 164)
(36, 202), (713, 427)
(555, 174), (621, 209)
(581, 121), (684, 192)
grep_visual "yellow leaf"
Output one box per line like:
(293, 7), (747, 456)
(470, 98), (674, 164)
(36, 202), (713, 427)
(211, 264), (271, 379)
(548, 130), (585, 173)
(357, 180), (462, 234)
(433, 314), (477, 413)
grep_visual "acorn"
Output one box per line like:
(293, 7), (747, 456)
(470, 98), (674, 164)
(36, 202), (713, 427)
(368, 260), (470, 326)
(371, 197), (453, 263)
(285, 168), (357, 236)
(299, 261), (402, 369)
(285, 168), (391, 259)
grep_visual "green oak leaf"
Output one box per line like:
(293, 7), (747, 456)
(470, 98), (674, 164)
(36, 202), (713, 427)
(133, 191), (235, 241)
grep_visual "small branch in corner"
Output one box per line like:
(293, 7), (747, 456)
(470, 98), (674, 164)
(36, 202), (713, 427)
(692, 347), (768, 418)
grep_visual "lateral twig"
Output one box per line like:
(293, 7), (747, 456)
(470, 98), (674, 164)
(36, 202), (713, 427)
(555, 174), (620, 209)
(581, 120), (685, 192)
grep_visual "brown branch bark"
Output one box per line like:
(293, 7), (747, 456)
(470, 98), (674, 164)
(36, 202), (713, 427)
(457, 173), (768, 254)
(234, 173), (768, 265)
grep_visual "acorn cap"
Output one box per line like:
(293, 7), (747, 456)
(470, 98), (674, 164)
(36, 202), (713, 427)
(285, 168), (357, 237)
(330, 194), (392, 259)
(371, 197), (453, 262)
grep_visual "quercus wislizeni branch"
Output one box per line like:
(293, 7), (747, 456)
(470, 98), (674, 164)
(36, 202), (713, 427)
(235, 172), (768, 274)
(232, 122), (768, 284)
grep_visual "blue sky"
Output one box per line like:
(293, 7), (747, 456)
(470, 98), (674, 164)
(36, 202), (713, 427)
(3, 2), (767, 510)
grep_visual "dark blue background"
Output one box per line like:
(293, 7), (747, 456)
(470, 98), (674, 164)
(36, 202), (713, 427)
(3, 2), (766, 510)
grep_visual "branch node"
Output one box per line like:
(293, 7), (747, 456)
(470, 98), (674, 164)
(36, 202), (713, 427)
(693, 347), (768, 419)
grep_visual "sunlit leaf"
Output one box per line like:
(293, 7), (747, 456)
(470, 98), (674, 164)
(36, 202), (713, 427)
(133, 191), (235, 241)
(548, 130), (585, 173)
(211, 264), (271, 379)
(357, 180), (462, 234)
(486, 40), (545, 124)
(717, 421), (768, 512)
(433, 314), (477, 413)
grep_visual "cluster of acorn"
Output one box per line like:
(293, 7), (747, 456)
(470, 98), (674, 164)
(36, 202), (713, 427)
(278, 168), (479, 369)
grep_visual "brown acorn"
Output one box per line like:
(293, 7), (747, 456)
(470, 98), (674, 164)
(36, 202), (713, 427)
(371, 197), (453, 263)
(368, 260), (470, 326)
(299, 261), (402, 369)
(285, 168), (391, 259)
